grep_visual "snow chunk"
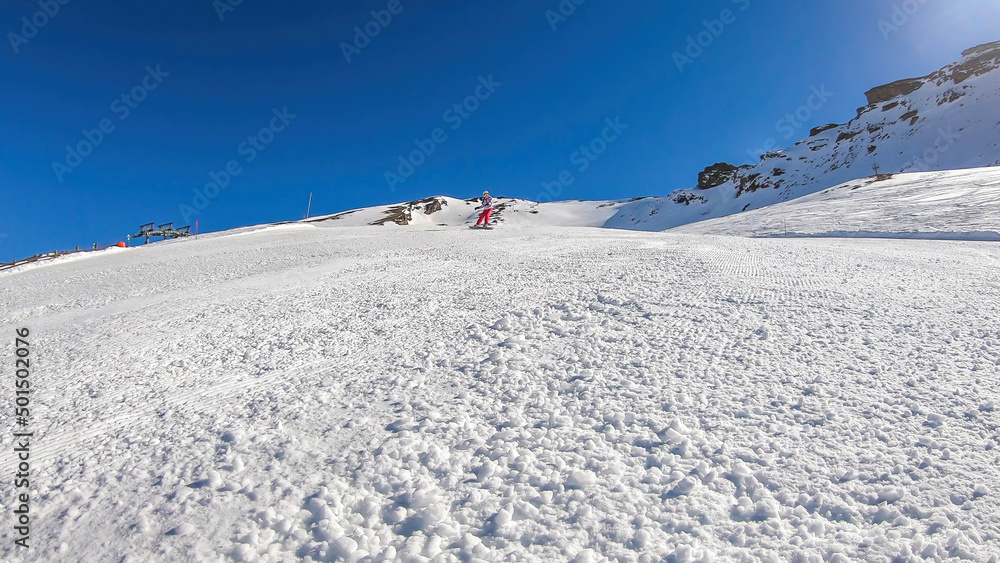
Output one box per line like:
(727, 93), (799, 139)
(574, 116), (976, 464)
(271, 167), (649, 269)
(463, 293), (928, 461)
(876, 486), (906, 504)
(566, 470), (597, 489)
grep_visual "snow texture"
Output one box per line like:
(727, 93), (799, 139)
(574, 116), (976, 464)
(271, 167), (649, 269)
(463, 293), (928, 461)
(2, 220), (1000, 562)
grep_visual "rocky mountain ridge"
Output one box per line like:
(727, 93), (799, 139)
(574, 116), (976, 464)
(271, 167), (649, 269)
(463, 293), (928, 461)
(606, 40), (1000, 231)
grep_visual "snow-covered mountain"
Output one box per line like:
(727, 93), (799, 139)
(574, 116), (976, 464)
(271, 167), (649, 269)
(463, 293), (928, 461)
(307, 42), (1000, 236)
(608, 40), (1000, 230)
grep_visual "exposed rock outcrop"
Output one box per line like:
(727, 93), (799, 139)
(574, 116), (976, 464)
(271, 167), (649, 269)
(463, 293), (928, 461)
(697, 163), (738, 190)
(423, 198), (444, 214)
(809, 123), (839, 137)
(371, 197), (448, 225)
(865, 78), (924, 105)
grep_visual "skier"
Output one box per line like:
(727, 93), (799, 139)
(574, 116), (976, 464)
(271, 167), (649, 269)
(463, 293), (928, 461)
(475, 190), (494, 228)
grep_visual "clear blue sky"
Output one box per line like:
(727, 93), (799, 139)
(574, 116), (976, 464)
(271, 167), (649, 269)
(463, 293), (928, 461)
(1, 0), (998, 261)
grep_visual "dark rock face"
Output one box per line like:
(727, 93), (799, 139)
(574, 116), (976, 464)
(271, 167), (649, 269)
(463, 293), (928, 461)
(962, 40), (1000, 57)
(669, 192), (707, 206)
(422, 198), (444, 214)
(809, 123), (839, 137)
(697, 163), (738, 190)
(371, 196), (448, 225)
(836, 130), (862, 143)
(865, 78), (924, 105)
(937, 89), (965, 105)
(735, 172), (765, 196)
(372, 206), (412, 226)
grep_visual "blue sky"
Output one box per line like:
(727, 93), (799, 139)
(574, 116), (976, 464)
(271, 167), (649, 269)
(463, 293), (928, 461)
(1, 0), (998, 261)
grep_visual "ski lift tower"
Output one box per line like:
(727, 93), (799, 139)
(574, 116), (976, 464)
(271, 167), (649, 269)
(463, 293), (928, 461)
(132, 222), (192, 245)
(135, 223), (156, 244)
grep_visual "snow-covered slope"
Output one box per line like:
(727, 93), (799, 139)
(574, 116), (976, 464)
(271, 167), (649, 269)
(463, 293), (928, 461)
(672, 166), (1000, 240)
(303, 164), (1000, 243)
(608, 41), (1000, 231)
(2, 225), (999, 561)
(305, 195), (638, 229)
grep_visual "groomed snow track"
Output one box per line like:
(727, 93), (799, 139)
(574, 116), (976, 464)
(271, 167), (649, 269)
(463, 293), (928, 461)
(1, 225), (998, 561)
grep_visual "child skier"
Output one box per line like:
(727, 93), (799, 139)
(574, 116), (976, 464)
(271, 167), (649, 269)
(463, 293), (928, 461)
(475, 191), (494, 227)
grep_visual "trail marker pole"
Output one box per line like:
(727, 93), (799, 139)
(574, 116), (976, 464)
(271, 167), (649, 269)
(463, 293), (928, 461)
(305, 192), (313, 220)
